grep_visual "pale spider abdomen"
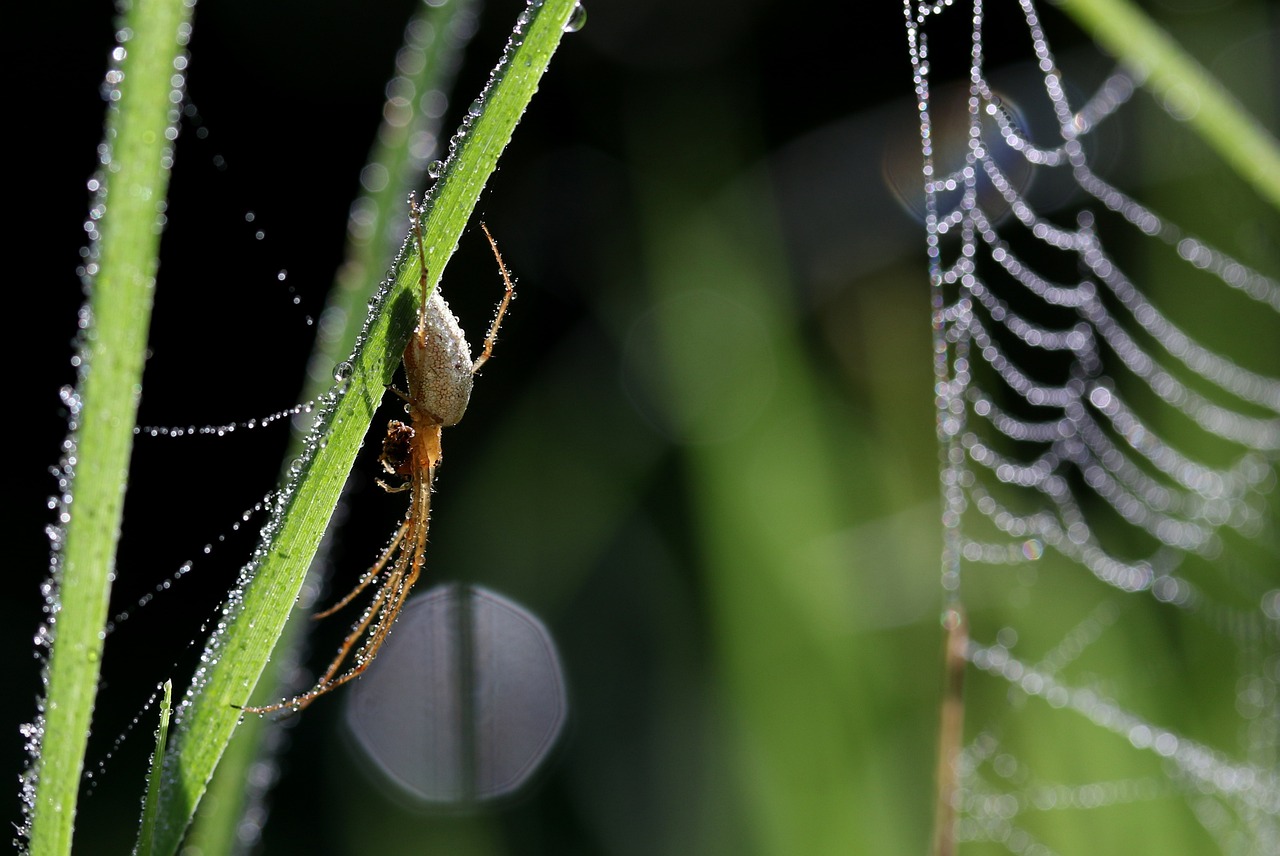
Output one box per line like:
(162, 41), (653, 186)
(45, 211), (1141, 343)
(404, 288), (474, 426)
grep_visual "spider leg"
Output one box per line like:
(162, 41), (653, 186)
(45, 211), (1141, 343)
(361, 476), (431, 653)
(265, 527), (424, 711)
(311, 519), (408, 620)
(242, 504), (416, 713)
(240, 574), (397, 714)
(240, 540), (412, 715)
(336, 455), (433, 683)
(317, 577), (396, 689)
(471, 223), (515, 374)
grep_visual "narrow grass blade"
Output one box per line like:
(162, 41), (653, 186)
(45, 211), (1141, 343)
(149, 2), (580, 854)
(135, 681), (174, 856)
(181, 2), (480, 850)
(1058, 0), (1280, 209)
(24, 0), (195, 852)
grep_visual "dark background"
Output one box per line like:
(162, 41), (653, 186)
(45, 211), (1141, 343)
(11, 1), (1278, 854)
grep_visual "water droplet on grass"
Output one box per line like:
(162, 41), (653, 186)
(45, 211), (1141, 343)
(564, 2), (586, 32)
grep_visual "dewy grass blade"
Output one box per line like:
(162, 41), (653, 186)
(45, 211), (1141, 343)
(180, 1), (481, 851)
(149, 2), (580, 853)
(25, 0), (195, 853)
(135, 681), (174, 856)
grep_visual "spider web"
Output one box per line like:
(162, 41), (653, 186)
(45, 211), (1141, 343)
(903, 1), (1279, 852)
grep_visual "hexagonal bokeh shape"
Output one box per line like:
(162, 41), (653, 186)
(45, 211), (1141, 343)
(345, 583), (567, 806)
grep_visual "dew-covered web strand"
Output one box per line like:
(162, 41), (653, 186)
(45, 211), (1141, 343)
(912, 2), (1279, 585)
(133, 393), (334, 438)
(68, 207), (344, 810)
(965, 640), (1280, 814)
(60, 130), (346, 824)
(171, 98), (327, 326)
(905, 0), (1279, 851)
(80, 683), (164, 798)
(104, 491), (276, 633)
(74, 489), (280, 800)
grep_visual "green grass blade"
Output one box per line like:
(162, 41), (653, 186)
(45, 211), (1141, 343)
(315, 0), (482, 376)
(1058, 0), (1280, 209)
(181, 2), (480, 851)
(135, 680), (174, 856)
(25, 0), (195, 852)
(149, 2), (580, 853)
(630, 93), (912, 853)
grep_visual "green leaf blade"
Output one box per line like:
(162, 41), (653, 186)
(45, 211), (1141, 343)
(135, 680), (174, 856)
(149, 3), (579, 853)
(26, 0), (195, 852)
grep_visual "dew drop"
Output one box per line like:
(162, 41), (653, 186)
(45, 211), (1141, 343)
(564, 2), (586, 33)
(427, 160), (445, 179)
(333, 361), (354, 383)
(1263, 589), (1280, 621)
(940, 607), (963, 630)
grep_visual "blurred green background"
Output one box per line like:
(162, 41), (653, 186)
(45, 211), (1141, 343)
(12, 0), (1277, 853)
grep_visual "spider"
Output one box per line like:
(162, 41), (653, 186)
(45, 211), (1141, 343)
(241, 196), (514, 714)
